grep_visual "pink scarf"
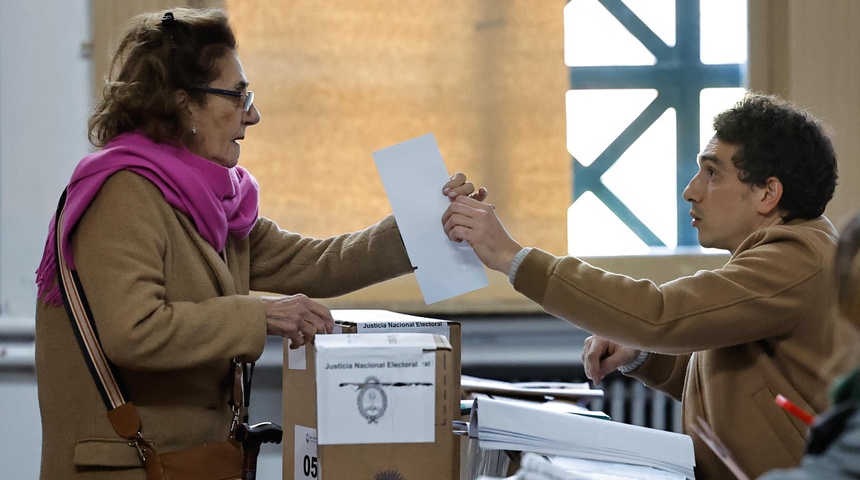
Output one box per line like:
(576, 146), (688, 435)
(35, 131), (259, 306)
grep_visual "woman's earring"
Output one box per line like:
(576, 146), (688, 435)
(191, 126), (197, 135)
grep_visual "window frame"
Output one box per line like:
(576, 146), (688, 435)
(568, 0), (745, 250)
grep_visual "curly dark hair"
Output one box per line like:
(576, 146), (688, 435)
(88, 8), (237, 147)
(712, 92), (838, 222)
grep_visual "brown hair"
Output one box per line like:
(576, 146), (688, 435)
(88, 8), (237, 147)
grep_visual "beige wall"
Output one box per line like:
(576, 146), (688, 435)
(749, 0), (860, 231)
(90, 0), (223, 98)
(225, 1), (569, 314)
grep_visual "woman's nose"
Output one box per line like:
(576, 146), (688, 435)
(245, 103), (261, 125)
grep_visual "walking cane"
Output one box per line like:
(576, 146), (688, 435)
(236, 422), (284, 480)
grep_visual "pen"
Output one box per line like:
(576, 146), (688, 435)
(775, 394), (814, 425)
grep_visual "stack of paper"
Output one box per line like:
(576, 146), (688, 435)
(461, 375), (604, 402)
(475, 453), (687, 480)
(461, 435), (513, 480)
(466, 397), (695, 480)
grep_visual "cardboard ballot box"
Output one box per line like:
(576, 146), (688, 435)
(283, 332), (458, 480)
(331, 309), (462, 418)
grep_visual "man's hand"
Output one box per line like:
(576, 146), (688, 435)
(582, 335), (640, 386)
(441, 195), (523, 273)
(261, 294), (334, 349)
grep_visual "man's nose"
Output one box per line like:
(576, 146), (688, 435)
(682, 177), (698, 203)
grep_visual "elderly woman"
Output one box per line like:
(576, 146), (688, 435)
(34, 8), (485, 479)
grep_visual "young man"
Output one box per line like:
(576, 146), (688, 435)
(442, 93), (840, 479)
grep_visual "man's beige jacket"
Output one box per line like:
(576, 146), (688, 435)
(515, 217), (840, 480)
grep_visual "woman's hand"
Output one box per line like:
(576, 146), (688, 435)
(581, 335), (640, 386)
(443, 172), (488, 202)
(260, 294), (334, 349)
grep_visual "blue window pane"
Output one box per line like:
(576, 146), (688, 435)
(568, 192), (651, 255)
(564, 0), (656, 66)
(623, 0), (676, 48)
(602, 108), (677, 249)
(566, 89), (658, 166)
(700, 0), (748, 65)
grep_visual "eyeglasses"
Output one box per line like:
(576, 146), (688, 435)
(186, 86), (255, 113)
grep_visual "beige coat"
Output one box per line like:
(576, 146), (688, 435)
(35, 171), (413, 479)
(514, 217), (839, 480)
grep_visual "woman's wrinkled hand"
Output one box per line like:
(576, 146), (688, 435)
(443, 172), (488, 202)
(260, 294), (334, 349)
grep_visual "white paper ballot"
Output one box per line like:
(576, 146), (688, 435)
(373, 133), (489, 304)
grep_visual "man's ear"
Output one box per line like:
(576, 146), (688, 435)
(757, 176), (784, 215)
